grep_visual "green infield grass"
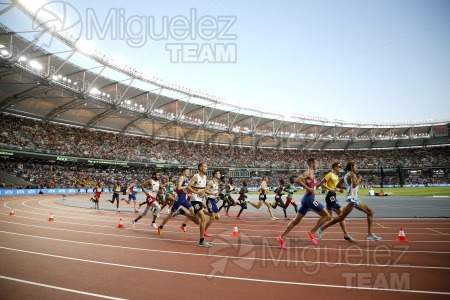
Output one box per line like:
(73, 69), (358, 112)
(358, 186), (450, 197)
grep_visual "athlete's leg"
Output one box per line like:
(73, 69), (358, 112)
(133, 204), (151, 226)
(310, 208), (331, 234)
(159, 211), (173, 228)
(263, 199), (276, 218)
(334, 208), (349, 236)
(354, 201), (374, 234)
(205, 212), (220, 232)
(196, 210), (207, 239)
(276, 198), (288, 218)
(292, 202), (298, 213)
(236, 206), (244, 218)
(323, 204), (354, 231)
(181, 206), (198, 224)
(248, 200), (263, 209)
(280, 213), (304, 239)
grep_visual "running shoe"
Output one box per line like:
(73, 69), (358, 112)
(271, 217), (279, 220)
(307, 232), (319, 245)
(344, 235), (357, 243)
(199, 241), (212, 248)
(236, 216), (242, 220)
(317, 226), (324, 239)
(367, 233), (382, 241)
(276, 236), (287, 250)
(131, 219), (136, 229)
(180, 226), (187, 233)
(225, 214), (231, 217)
(151, 222), (157, 229)
(134, 210), (139, 213)
(157, 227), (163, 236)
(285, 217), (290, 220)
(204, 232), (212, 237)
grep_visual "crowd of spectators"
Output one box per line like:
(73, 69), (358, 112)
(1, 113), (449, 189)
(1, 158), (449, 190)
(1, 113), (449, 171)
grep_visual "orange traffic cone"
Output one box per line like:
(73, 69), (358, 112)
(231, 224), (240, 237)
(117, 218), (125, 229)
(48, 212), (54, 222)
(9, 209), (15, 216)
(396, 227), (408, 242)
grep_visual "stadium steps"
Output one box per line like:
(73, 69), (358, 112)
(0, 170), (33, 187)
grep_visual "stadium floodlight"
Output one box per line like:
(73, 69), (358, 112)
(18, 56), (27, 62)
(62, 77), (67, 81)
(67, 79), (71, 83)
(1, 49), (9, 56)
(29, 60), (42, 70)
(75, 39), (96, 55)
(73, 82), (77, 85)
(52, 75), (58, 80)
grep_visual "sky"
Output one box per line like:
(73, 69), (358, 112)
(1, 0), (449, 123)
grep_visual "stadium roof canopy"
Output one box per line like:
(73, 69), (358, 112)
(0, 3), (449, 150)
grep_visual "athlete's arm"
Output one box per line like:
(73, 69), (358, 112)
(177, 176), (186, 191)
(351, 172), (363, 188)
(140, 181), (151, 196)
(295, 170), (314, 193)
(317, 177), (330, 191)
(205, 180), (217, 196)
(336, 178), (346, 190)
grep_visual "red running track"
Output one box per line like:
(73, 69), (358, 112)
(1, 195), (450, 300)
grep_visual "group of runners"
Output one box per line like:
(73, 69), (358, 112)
(89, 158), (382, 249)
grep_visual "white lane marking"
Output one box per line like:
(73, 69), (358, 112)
(0, 275), (127, 300)
(1, 246), (449, 296)
(1, 230), (450, 270)
(3, 210), (450, 234)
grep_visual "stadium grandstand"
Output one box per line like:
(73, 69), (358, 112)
(1, 1), (449, 192)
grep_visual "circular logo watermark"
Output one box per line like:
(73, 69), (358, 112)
(32, 1), (82, 48)
(206, 229), (256, 279)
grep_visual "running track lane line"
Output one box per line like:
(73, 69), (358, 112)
(1, 231), (450, 271)
(2, 221), (450, 255)
(3, 213), (450, 237)
(1, 246), (449, 296)
(427, 228), (449, 235)
(377, 223), (388, 228)
(0, 275), (127, 300)
(4, 220), (450, 254)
